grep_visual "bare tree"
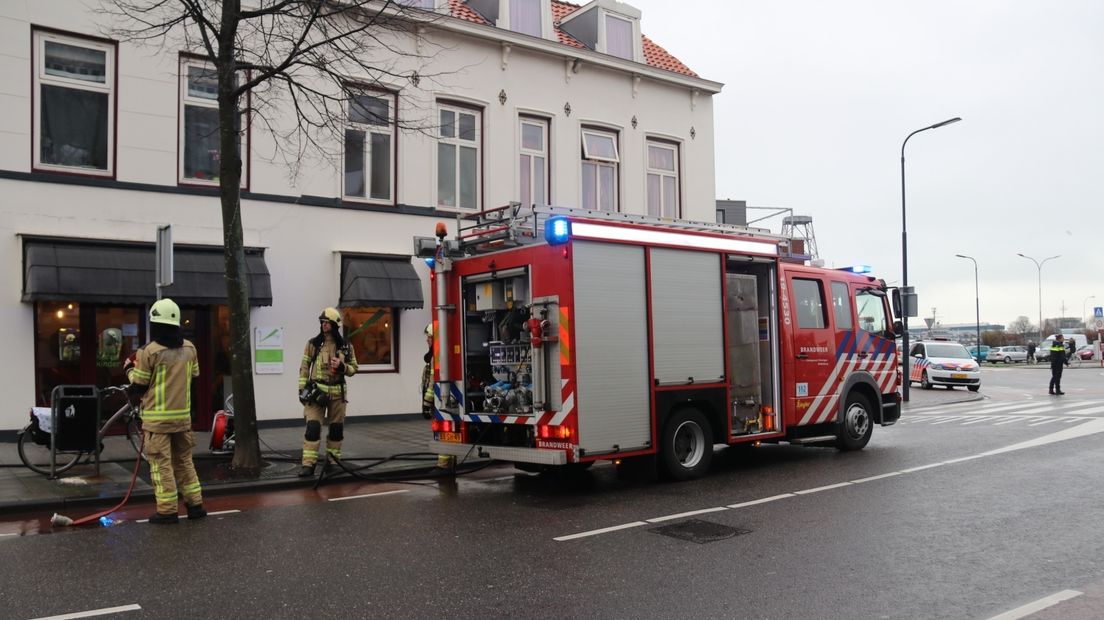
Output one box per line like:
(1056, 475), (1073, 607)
(102, 0), (446, 470)
(1008, 315), (1033, 338)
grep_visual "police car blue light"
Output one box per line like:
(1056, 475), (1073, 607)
(545, 217), (571, 245)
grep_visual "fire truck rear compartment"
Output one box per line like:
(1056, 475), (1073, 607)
(461, 270), (534, 417)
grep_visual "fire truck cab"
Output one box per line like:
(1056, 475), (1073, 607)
(418, 205), (901, 480)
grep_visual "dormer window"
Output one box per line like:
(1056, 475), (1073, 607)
(558, 0), (642, 62)
(604, 14), (633, 60)
(466, 0), (552, 38)
(509, 0), (542, 36)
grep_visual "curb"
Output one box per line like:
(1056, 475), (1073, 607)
(902, 392), (985, 413)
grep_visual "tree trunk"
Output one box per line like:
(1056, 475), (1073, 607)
(217, 1), (262, 472)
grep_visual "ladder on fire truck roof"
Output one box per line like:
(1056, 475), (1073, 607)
(455, 203), (789, 255)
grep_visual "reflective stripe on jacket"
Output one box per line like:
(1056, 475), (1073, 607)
(127, 340), (199, 432)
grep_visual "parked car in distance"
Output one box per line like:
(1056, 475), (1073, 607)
(1076, 345), (1095, 360)
(988, 345), (1028, 364)
(908, 341), (981, 392)
(1036, 339), (1055, 362)
(967, 345), (990, 362)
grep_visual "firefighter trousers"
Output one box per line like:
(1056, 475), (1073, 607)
(144, 430), (203, 515)
(302, 399), (347, 466)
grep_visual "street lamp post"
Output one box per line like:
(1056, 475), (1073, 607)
(1017, 253), (1060, 341)
(900, 117), (961, 402)
(1083, 295), (1096, 328)
(955, 254), (980, 361)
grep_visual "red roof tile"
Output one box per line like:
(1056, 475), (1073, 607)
(445, 0), (698, 77)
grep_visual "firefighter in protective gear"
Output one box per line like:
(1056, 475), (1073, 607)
(298, 307), (358, 477)
(1049, 334), (1067, 395)
(127, 298), (206, 524)
(420, 324), (434, 420)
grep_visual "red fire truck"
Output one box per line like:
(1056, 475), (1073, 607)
(416, 205), (901, 480)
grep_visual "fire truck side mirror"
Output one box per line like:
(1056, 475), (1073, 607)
(892, 319), (903, 338)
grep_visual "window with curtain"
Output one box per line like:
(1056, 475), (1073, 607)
(645, 140), (679, 218)
(509, 0), (542, 36)
(519, 116), (549, 207)
(344, 90), (395, 203)
(33, 31), (114, 175)
(581, 128), (619, 212)
(437, 103), (481, 209)
(179, 59), (247, 185)
(605, 14), (634, 60)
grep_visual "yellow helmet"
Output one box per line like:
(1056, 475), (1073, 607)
(150, 298), (181, 327)
(319, 307), (341, 326)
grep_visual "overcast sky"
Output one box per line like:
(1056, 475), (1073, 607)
(631, 0), (1102, 329)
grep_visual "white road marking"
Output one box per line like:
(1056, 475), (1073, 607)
(794, 482), (852, 495)
(900, 462), (945, 473)
(961, 416), (1001, 425)
(943, 454), (986, 464)
(29, 604), (142, 620)
(1028, 418), (1061, 427)
(987, 589), (1082, 620)
(327, 489), (409, 503)
(1065, 405), (1104, 416)
(0, 532), (18, 538)
(646, 506), (729, 523)
(727, 493), (795, 509)
(850, 472), (902, 484)
(553, 521), (648, 541)
(208, 509), (240, 516)
(930, 417), (966, 425)
(993, 417), (1026, 426)
(554, 418), (1104, 542)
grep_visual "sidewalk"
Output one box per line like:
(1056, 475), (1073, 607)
(0, 415), (435, 515)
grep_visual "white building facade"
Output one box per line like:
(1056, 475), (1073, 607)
(0, 0), (722, 433)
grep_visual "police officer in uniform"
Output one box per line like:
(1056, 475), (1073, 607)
(298, 308), (358, 477)
(1049, 334), (1067, 395)
(126, 298), (206, 524)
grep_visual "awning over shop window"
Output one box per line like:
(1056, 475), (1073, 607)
(22, 237), (273, 306)
(339, 254), (424, 309)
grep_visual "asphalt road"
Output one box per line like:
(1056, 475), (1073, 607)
(3, 364), (1104, 620)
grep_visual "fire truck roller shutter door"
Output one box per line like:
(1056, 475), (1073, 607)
(649, 248), (724, 386)
(571, 241), (650, 454)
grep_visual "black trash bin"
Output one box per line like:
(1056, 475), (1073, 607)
(50, 385), (101, 477)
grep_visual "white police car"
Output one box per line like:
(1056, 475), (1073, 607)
(907, 341), (981, 392)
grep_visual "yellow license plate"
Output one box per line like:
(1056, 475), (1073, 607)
(436, 431), (462, 443)
(951, 373), (967, 379)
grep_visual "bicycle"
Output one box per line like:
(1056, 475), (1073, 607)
(17, 385), (143, 476)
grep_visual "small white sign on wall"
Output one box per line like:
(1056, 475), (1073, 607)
(254, 326), (284, 374)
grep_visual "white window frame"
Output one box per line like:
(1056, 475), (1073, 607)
(178, 58), (249, 187)
(518, 116), (549, 208)
(645, 139), (680, 219)
(581, 127), (620, 213)
(436, 102), (482, 210)
(396, 0), (436, 8)
(32, 30), (115, 177)
(343, 89), (396, 204)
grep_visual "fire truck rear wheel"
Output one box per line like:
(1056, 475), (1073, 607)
(660, 408), (714, 481)
(836, 392), (873, 451)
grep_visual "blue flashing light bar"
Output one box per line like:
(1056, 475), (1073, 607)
(424, 257), (436, 269)
(545, 217), (571, 245)
(840, 264), (871, 274)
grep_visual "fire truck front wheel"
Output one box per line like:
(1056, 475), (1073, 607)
(836, 392), (874, 451)
(660, 408), (714, 481)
